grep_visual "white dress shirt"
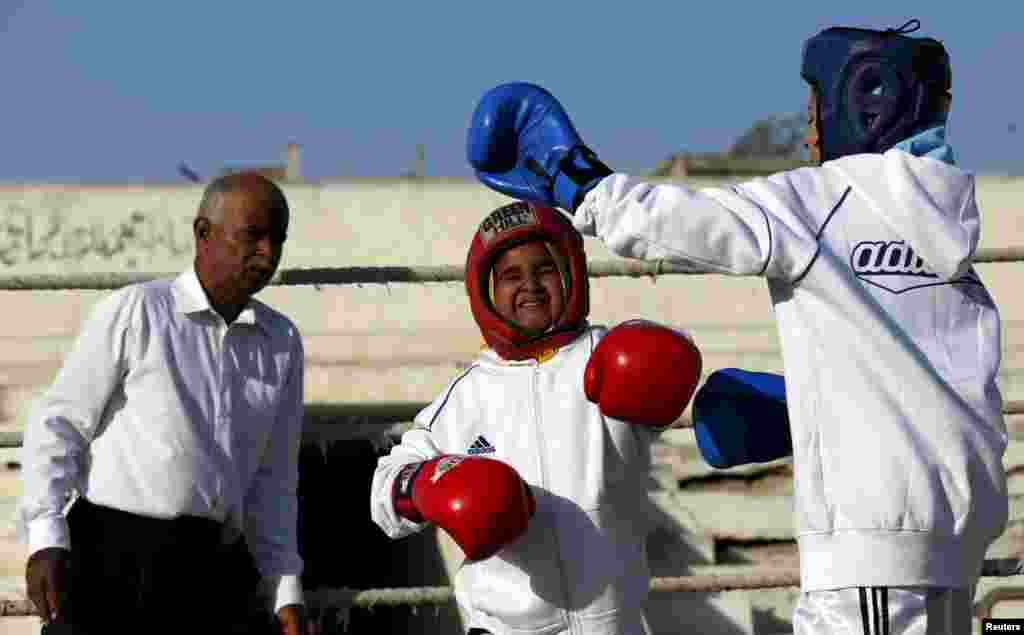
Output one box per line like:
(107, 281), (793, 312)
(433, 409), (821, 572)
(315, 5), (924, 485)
(15, 266), (305, 611)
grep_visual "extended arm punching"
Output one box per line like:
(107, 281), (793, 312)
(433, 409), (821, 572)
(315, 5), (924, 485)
(467, 83), (813, 279)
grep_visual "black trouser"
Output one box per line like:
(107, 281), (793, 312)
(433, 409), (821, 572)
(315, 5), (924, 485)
(45, 497), (271, 635)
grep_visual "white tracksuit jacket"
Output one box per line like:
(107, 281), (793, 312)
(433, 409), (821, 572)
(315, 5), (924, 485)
(573, 148), (1008, 591)
(371, 326), (658, 635)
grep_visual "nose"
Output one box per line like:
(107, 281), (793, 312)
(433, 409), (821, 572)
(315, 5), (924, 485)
(523, 272), (544, 290)
(254, 235), (276, 258)
(803, 126), (819, 152)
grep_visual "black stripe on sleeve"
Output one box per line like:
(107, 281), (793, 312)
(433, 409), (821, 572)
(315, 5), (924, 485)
(427, 364), (478, 430)
(881, 588), (889, 635)
(728, 184), (774, 277)
(791, 186), (852, 286)
(872, 588), (882, 635)
(859, 587), (871, 635)
(756, 203), (774, 277)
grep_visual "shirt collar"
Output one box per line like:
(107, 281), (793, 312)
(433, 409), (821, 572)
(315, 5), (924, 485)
(172, 265), (266, 332)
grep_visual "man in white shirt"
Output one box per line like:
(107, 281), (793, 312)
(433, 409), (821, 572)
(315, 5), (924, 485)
(16, 173), (308, 634)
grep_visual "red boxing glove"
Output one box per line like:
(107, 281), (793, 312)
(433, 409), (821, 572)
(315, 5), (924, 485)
(584, 319), (702, 427)
(393, 455), (535, 561)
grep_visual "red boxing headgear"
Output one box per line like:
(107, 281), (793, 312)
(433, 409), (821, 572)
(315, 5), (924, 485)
(465, 202), (589, 361)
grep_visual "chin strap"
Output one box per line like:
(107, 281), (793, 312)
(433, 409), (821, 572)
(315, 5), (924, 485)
(532, 347), (559, 363)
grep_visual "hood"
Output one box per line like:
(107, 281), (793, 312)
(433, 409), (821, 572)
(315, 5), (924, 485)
(828, 147), (978, 280)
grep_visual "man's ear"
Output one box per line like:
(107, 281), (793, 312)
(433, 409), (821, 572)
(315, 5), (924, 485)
(193, 217), (210, 241)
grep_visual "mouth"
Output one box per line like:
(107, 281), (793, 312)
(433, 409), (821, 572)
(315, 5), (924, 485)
(517, 297), (548, 310)
(244, 266), (274, 284)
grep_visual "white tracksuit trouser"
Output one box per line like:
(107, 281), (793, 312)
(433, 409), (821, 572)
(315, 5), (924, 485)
(793, 586), (974, 635)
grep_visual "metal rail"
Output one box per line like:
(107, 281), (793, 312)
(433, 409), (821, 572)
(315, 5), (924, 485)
(0, 247), (1019, 291)
(2, 401), (1022, 449)
(2, 560), (1022, 617)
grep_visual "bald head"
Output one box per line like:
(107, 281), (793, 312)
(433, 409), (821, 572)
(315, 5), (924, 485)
(197, 172), (289, 227)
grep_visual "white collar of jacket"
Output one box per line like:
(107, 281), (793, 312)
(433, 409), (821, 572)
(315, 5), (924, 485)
(171, 266), (266, 332)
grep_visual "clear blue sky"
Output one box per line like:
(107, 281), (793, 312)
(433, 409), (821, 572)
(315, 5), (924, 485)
(2, 2), (1021, 182)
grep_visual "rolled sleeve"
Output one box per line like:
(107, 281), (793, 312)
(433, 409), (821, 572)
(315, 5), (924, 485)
(26, 513), (71, 555)
(266, 574), (304, 614)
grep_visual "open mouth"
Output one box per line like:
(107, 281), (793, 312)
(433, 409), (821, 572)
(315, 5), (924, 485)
(518, 297), (548, 309)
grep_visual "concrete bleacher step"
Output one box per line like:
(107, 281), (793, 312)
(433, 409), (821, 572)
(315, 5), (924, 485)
(647, 588), (753, 635)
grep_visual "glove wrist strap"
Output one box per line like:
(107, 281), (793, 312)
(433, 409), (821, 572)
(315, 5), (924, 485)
(393, 462), (426, 523)
(556, 146), (613, 212)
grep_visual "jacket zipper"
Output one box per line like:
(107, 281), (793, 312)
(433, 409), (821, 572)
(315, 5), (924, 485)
(530, 364), (577, 634)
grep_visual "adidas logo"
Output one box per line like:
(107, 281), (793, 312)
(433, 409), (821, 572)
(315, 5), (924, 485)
(851, 241), (938, 278)
(467, 435), (496, 455)
(850, 240), (980, 294)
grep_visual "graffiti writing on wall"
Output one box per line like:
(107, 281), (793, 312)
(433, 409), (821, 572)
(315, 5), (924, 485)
(0, 194), (193, 268)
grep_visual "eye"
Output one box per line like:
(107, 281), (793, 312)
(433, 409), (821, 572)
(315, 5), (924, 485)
(498, 267), (524, 283)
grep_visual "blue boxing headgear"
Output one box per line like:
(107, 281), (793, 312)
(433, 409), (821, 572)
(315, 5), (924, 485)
(801, 19), (951, 162)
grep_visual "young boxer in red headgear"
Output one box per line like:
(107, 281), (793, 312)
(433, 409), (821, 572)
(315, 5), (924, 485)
(371, 201), (701, 635)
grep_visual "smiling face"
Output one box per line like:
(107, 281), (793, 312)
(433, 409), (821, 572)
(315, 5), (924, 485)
(491, 241), (566, 333)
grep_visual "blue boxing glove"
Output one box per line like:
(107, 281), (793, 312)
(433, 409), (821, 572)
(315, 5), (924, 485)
(467, 82), (613, 212)
(693, 369), (793, 469)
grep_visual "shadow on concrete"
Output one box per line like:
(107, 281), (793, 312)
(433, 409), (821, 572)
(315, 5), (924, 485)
(641, 494), (753, 635)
